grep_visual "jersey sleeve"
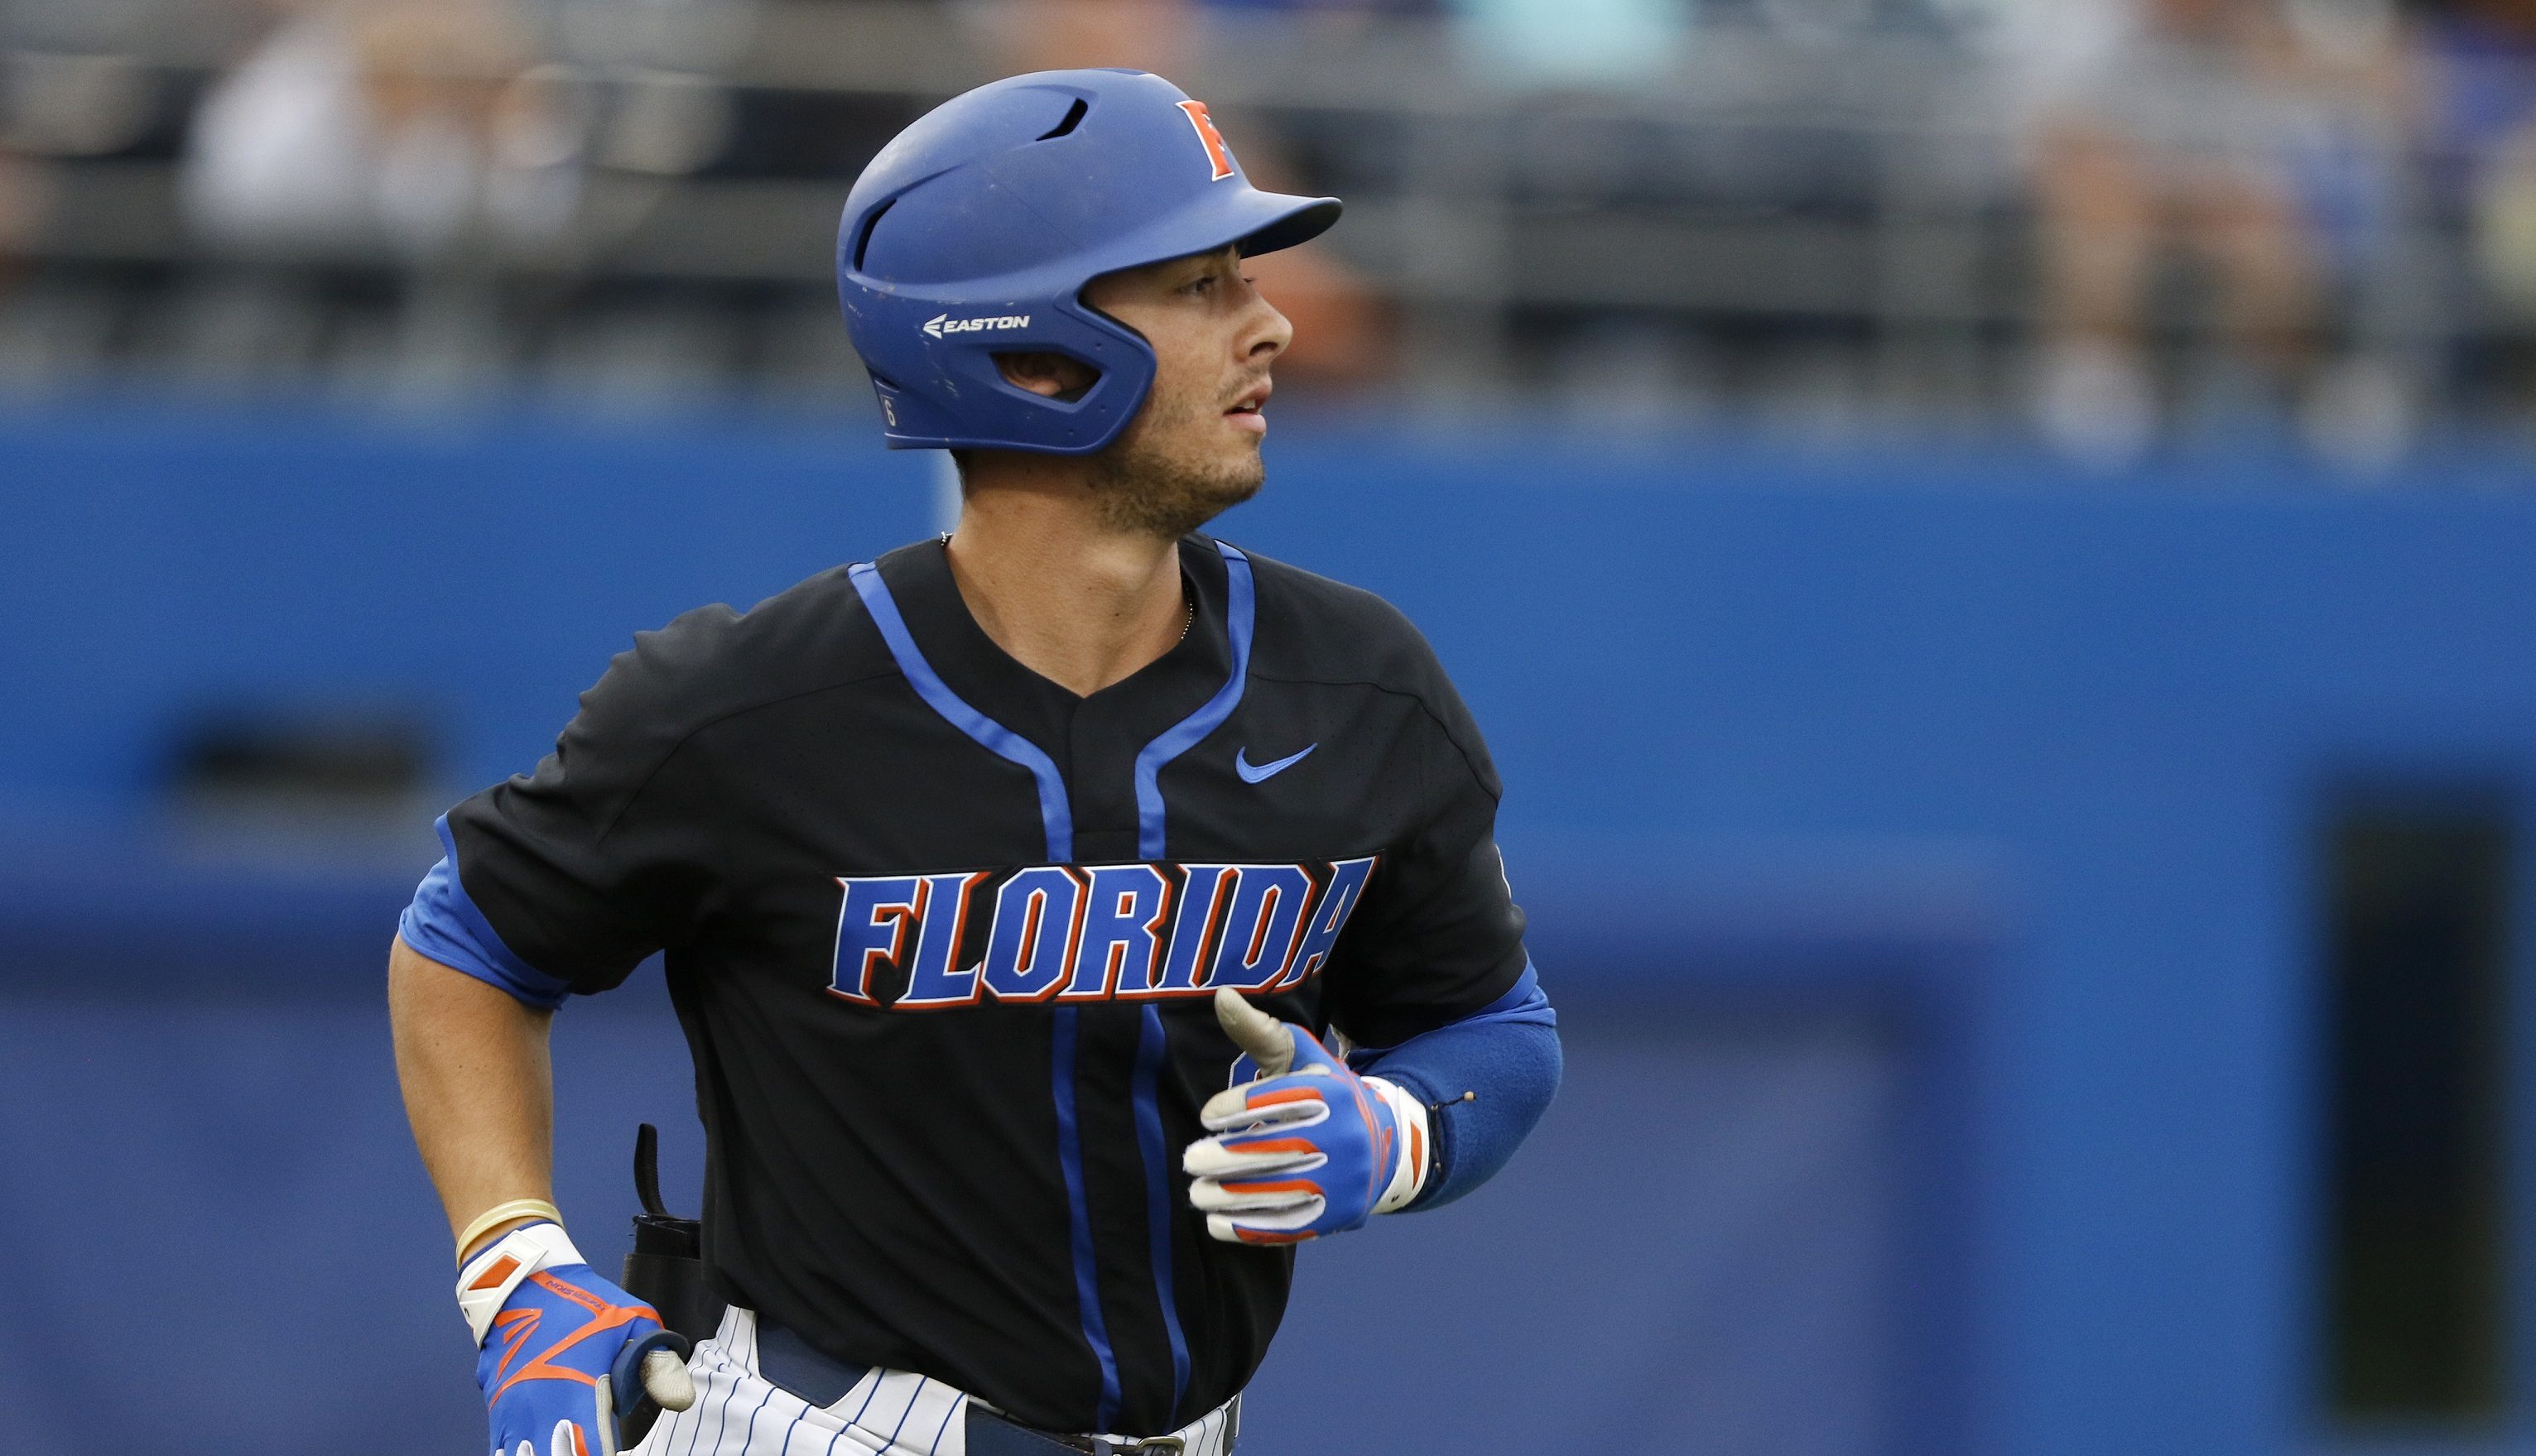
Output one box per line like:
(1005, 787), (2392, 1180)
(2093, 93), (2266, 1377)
(398, 612), (733, 1004)
(1320, 666), (1532, 1051)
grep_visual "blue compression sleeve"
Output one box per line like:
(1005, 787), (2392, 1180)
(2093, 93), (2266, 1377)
(1352, 963), (1562, 1210)
(397, 816), (572, 1010)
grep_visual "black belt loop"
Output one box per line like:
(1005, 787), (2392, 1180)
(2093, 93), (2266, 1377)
(754, 1318), (872, 1408)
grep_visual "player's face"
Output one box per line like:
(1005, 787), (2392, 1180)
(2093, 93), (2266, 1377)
(1080, 245), (1292, 538)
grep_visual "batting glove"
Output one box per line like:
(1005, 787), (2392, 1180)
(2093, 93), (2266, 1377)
(458, 1220), (697, 1456)
(1183, 987), (1432, 1245)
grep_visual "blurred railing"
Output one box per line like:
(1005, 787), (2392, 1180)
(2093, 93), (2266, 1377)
(0, 0), (2515, 464)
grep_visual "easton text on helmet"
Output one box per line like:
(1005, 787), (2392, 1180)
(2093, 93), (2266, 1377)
(923, 313), (1032, 339)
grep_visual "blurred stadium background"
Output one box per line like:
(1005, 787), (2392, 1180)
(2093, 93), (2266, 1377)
(6, 0), (2536, 1451)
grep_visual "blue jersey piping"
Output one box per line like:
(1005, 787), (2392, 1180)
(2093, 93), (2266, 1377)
(1122, 539), (1252, 1415)
(1048, 1007), (1122, 1428)
(847, 561), (1123, 1429)
(1132, 1003), (1191, 1410)
(849, 563), (1074, 861)
(1133, 541), (1254, 859)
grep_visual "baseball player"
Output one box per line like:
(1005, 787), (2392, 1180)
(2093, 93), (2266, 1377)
(389, 69), (1562, 1456)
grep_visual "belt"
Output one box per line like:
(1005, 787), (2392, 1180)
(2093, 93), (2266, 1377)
(756, 1317), (1234, 1456)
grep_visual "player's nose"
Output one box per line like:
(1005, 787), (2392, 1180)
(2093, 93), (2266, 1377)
(1239, 277), (1292, 364)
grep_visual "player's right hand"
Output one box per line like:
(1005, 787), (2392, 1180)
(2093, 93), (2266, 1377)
(458, 1221), (697, 1456)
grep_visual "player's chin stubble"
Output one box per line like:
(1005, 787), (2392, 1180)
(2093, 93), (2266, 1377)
(1086, 380), (1264, 540)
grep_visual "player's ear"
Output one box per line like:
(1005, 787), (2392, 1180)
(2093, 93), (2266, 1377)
(994, 351), (1098, 401)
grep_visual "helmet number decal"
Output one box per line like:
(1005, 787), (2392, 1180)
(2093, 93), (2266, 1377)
(1177, 100), (1236, 182)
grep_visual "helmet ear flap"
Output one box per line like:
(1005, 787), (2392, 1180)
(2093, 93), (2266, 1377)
(869, 310), (1146, 454)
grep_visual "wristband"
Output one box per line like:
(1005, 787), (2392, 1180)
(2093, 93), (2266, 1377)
(455, 1198), (563, 1262)
(1365, 1076), (1432, 1214)
(455, 1219), (589, 1347)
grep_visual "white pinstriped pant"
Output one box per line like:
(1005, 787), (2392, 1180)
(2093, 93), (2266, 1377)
(630, 1308), (1239, 1456)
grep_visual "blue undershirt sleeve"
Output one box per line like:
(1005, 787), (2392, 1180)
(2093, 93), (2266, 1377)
(397, 815), (573, 1011)
(1350, 962), (1562, 1211)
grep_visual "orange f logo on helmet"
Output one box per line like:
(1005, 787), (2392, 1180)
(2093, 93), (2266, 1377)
(1177, 100), (1236, 181)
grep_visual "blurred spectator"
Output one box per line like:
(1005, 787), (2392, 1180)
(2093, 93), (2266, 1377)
(2, 47), (174, 300)
(0, 143), (55, 301)
(2418, 0), (2536, 357)
(182, 0), (583, 257)
(1454, 0), (1685, 86)
(2024, 0), (2374, 459)
(2, 50), (165, 159)
(969, 0), (1199, 100)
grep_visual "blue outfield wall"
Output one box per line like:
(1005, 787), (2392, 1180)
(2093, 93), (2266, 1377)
(7, 406), (2536, 1454)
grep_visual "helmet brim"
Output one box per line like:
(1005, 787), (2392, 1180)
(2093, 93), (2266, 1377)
(1081, 186), (1344, 282)
(1236, 195), (1343, 257)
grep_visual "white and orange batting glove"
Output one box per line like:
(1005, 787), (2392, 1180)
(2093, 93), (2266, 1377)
(1182, 987), (1432, 1245)
(458, 1220), (697, 1456)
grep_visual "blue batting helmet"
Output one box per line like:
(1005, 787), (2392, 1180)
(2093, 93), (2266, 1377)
(835, 70), (1341, 455)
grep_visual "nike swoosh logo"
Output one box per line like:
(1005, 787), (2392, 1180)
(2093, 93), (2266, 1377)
(1234, 743), (1316, 784)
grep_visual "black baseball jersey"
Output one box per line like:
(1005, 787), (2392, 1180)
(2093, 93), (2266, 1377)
(441, 534), (1529, 1434)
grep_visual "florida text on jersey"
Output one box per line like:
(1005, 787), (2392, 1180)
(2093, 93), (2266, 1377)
(411, 535), (1530, 1436)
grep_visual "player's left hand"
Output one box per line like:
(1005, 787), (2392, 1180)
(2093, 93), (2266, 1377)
(459, 1221), (697, 1456)
(1183, 987), (1431, 1244)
